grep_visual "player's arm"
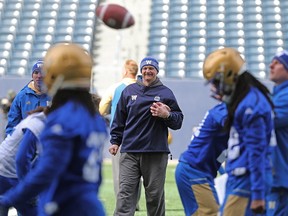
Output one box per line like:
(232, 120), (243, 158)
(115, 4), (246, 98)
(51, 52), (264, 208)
(245, 116), (266, 201)
(16, 129), (38, 180)
(0, 128), (73, 207)
(5, 96), (22, 135)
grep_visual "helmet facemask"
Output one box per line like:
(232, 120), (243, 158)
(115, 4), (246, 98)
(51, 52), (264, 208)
(203, 47), (246, 104)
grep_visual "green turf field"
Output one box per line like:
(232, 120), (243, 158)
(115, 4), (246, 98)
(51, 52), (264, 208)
(99, 160), (184, 216)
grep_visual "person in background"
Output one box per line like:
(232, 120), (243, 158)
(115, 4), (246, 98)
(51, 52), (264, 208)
(91, 93), (101, 113)
(266, 50), (288, 216)
(109, 56), (183, 216)
(203, 47), (274, 216)
(99, 59), (142, 210)
(0, 43), (108, 216)
(0, 90), (16, 119)
(0, 106), (47, 216)
(0, 90), (16, 139)
(175, 99), (228, 215)
(5, 59), (50, 135)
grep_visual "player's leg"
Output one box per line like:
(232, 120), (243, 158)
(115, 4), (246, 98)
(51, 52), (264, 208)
(141, 153), (168, 216)
(51, 191), (105, 216)
(221, 175), (251, 216)
(175, 162), (219, 216)
(114, 153), (141, 215)
(175, 162), (198, 215)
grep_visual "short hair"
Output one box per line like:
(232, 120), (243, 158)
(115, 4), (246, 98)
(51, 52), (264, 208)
(125, 59), (138, 75)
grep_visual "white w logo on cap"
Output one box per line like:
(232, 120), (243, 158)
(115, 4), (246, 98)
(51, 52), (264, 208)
(145, 60), (152, 64)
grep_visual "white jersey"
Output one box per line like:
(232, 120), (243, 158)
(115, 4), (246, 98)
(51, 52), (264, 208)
(0, 112), (46, 178)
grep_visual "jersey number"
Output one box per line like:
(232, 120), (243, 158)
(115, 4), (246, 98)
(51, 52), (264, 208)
(83, 132), (107, 183)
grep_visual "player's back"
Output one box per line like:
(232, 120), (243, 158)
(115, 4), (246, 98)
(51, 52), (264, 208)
(39, 101), (108, 205)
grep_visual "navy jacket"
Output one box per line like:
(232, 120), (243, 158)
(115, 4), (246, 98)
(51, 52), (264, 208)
(110, 77), (183, 153)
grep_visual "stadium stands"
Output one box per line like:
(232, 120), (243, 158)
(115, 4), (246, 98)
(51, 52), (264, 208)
(0, 0), (98, 76)
(148, 0), (288, 79)
(1, 0), (288, 79)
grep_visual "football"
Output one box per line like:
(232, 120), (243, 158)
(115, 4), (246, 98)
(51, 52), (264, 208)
(96, 3), (135, 29)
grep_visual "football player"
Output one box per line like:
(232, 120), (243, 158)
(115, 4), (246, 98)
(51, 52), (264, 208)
(0, 43), (108, 216)
(175, 101), (228, 216)
(203, 47), (274, 216)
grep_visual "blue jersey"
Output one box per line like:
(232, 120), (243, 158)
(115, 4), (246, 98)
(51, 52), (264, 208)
(180, 102), (228, 179)
(1, 101), (108, 215)
(271, 80), (288, 189)
(6, 82), (50, 135)
(226, 87), (273, 200)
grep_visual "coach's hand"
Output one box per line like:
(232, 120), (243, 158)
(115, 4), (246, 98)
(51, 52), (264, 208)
(109, 144), (119, 156)
(150, 102), (170, 119)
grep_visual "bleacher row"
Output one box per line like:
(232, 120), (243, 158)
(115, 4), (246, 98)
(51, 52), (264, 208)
(147, 0), (288, 79)
(0, 0), (98, 76)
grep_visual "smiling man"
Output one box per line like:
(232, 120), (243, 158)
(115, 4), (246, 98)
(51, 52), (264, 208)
(109, 56), (184, 216)
(5, 59), (50, 135)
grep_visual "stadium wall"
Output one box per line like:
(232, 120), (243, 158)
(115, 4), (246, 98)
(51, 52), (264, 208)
(0, 77), (273, 159)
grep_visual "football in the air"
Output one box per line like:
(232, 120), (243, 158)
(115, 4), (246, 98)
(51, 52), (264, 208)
(96, 3), (135, 29)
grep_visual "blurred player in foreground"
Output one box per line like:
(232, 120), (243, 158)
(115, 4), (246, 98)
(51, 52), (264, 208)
(0, 43), (108, 216)
(175, 98), (228, 215)
(266, 50), (288, 215)
(0, 106), (47, 216)
(203, 47), (274, 216)
(109, 57), (183, 216)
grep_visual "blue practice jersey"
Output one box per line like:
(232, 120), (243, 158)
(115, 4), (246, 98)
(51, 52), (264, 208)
(271, 80), (288, 189)
(226, 87), (273, 200)
(180, 102), (229, 179)
(2, 101), (108, 215)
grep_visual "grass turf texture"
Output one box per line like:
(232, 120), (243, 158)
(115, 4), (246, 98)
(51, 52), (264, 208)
(99, 160), (184, 216)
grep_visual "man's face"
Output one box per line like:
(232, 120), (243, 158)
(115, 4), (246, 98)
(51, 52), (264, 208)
(141, 66), (157, 83)
(269, 59), (288, 85)
(32, 70), (43, 91)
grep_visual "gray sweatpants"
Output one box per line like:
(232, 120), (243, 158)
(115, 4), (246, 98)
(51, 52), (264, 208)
(112, 149), (142, 209)
(114, 152), (168, 216)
